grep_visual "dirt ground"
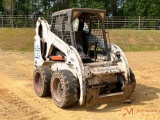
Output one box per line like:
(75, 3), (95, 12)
(0, 50), (160, 120)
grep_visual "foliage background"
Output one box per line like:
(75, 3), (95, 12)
(0, 0), (160, 17)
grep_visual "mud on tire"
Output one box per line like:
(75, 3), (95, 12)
(33, 66), (51, 97)
(50, 70), (78, 108)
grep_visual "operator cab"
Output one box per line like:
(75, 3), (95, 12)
(72, 11), (107, 62)
(51, 8), (109, 63)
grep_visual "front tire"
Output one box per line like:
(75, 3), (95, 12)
(50, 70), (78, 108)
(129, 68), (136, 92)
(129, 68), (136, 83)
(33, 66), (51, 97)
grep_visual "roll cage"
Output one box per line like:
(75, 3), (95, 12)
(50, 8), (110, 61)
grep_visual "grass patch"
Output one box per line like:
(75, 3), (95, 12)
(0, 28), (34, 52)
(108, 30), (160, 52)
(0, 28), (160, 52)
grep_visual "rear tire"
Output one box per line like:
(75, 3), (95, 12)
(33, 66), (51, 97)
(50, 70), (78, 108)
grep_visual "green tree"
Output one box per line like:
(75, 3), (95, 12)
(123, 0), (160, 16)
(43, 0), (51, 16)
(103, 0), (118, 16)
(3, 0), (15, 27)
(3, 0), (15, 15)
(0, 0), (4, 15)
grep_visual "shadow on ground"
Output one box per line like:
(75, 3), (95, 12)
(65, 83), (160, 112)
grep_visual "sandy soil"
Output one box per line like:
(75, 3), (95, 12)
(0, 50), (160, 120)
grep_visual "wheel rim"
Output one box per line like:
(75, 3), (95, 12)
(53, 77), (63, 102)
(35, 72), (42, 92)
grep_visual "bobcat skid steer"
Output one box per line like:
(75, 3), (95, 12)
(33, 8), (136, 108)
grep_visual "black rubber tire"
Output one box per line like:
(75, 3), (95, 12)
(33, 66), (51, 97)
(50, 70), (78, 108)
(129, 68), (136, 93)
(115, 68), (136, 92)
(129, 68), (136, 83)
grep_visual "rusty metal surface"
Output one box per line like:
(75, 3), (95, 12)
(85, 81), (136, 107)
(84, 64), (122, 79)
(84, 61), (112, 67)
(87, 73), (117, 85)
(52, 8), (106, 17)
(90, 66), (121, 74)
(123, 81), (136, 100)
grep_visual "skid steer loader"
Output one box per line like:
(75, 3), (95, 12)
(33, 8), (136, 108)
